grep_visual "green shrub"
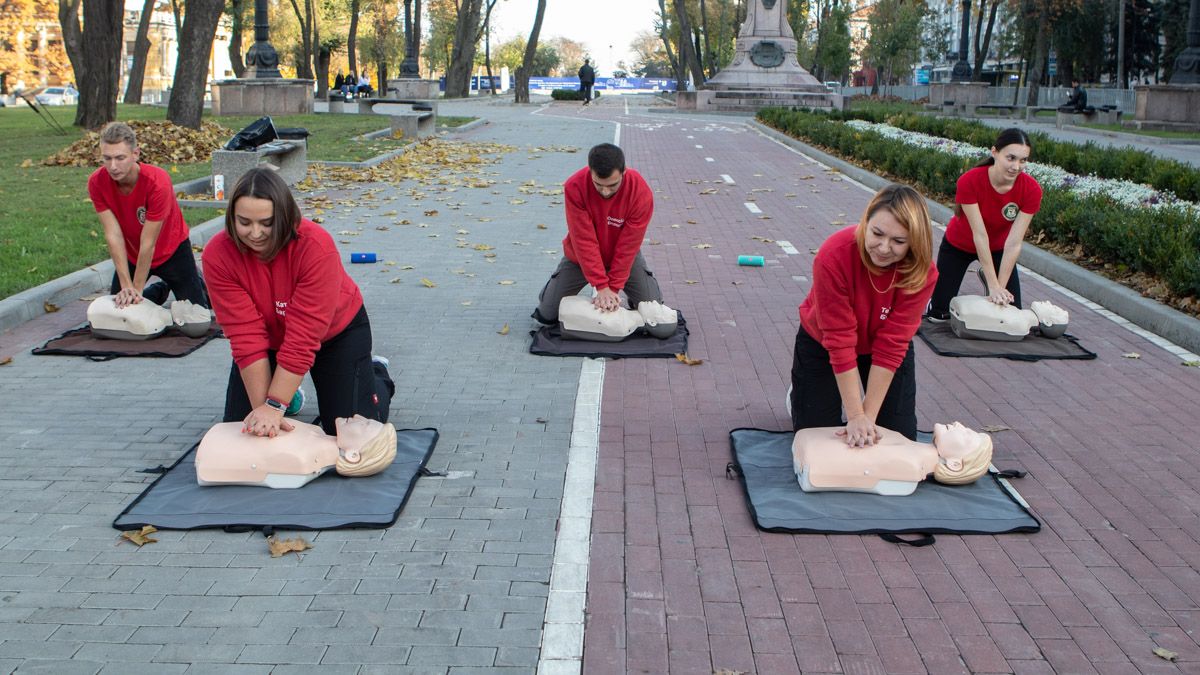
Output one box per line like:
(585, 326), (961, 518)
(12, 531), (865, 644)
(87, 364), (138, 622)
(551, 89), (599, 101)
(757, 107), (1200, 297)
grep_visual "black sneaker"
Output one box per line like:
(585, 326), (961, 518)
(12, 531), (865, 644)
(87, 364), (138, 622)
(925, 311), (950, 323)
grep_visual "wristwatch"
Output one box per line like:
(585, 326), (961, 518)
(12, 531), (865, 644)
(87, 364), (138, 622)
(264, 396), (288, 413)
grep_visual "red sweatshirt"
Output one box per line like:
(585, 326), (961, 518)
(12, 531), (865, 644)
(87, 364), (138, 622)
(945, 165), (1043, 253)
(202, 219), (364, 375)
(561, 167), (654, 292)
(799, 226), (937, 374)
(88, 163), (190, 267)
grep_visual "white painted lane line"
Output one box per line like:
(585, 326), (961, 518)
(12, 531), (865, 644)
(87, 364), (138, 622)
(538, 358), (604, 675)
(777, 240), (800, 255)
(695, 144), (703, 149)
(614, 122), (621, 147)
(744, 202), (762, 214)
(705, 157), (714, 162)
(687, 135), (694, 139)
(624, 98), (629, 115)
(721, 174), (735, 184)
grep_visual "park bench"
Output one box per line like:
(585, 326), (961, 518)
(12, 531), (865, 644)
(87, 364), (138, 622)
(963, 103), (1021, 118)
(1055, 105), (1122, 128)
(357, 98), (438, 139)
(1024, 105), (1059, 121)
(211, 140), (307, 189)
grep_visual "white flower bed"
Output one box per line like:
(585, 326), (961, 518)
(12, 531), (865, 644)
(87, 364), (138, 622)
(845, 119), (1200, 218)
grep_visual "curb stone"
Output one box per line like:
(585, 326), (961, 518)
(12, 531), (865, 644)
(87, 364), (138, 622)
(749, 118), (1200, 356)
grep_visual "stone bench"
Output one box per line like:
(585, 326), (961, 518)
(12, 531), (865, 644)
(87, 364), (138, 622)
(358, 99), (438, 139)
(1055, 107), (1122, 128)
(211, 140), (307, 189)
(1024, 105), (1060, 121)
(964, 103), (1021, 118)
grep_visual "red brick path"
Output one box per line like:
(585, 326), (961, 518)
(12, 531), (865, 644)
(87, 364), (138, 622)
(571, 102), (1200, 674)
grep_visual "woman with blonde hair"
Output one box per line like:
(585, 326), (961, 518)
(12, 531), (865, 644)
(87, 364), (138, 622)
(789, 183), (938, 447)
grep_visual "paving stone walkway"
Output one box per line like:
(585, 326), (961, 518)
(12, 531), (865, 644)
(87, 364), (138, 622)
(1, 94), (1199, 674)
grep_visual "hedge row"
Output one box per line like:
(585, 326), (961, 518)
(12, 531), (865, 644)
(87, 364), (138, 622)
(550, 89), (599, 101)
(758, 107), (1200, 297)
(814, 108), (1200, 204)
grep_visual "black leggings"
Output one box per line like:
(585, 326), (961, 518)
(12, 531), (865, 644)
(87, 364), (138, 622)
(928, 238), (1021, 316)
(110, 238), (209, 308)
(223, 306), (395, 436)
(789, 326), (918, 440)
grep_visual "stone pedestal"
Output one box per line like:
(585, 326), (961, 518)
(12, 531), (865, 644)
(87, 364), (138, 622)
(211, 79), (315, 116)
(929, 82), (989, 106)
(385, 79), (440, 100)
(1127, 85), (1200, 131)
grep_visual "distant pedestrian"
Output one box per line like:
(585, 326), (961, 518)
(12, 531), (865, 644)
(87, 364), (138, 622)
(333, 71), (345, 96)
(343, 71), (354, 98)
(926, 128), (1043, 321)
(578, 58), (595, 105)
(1058, 79), (1089, 113)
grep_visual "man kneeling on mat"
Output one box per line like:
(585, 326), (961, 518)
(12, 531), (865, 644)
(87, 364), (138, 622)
(196, 414), (396, 489)
(533, 143), (662, 324)
(792, 421), (992, 496)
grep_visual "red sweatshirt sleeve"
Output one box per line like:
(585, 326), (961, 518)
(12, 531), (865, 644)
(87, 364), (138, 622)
(808, 249), (860, 374)
(605, 173), (654, 292)
(564, 178), (612, 290)
(869, 269), (938, 372)
(202, 235), (272, 369)
(275, 232), (343, 375)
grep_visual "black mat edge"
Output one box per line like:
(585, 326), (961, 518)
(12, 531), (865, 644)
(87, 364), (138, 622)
(728, 427), (1042, 536)
(528, 313), (689, 359)
(33, 324), (223, 360)
(917, 323), (1096, 361)
(112, 428), (439, 532)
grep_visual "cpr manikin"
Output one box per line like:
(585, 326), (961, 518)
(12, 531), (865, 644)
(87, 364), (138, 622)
(792, 422), (993, 496)
(196, 414), (397, 488)
(949, 296), (1069, 342)
(87, 296), (212, 340)
(558, 296), (678, 342)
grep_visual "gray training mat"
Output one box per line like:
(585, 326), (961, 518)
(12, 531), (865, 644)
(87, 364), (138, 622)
(728, 428), (1040, 536)
(917, 319), (1096, 361)
(33, 324), (223, 361)
(113, 428), (438, 531)
(530, 313), (688, 358)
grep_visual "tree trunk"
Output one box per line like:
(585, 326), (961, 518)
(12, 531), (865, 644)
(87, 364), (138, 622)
(656, 0), (682, 88)
(514, 0), (546, 103)
(348, 0), (359, 74)
(56, 0), (84, 86)
(972, 0), (1000, 81)
(227, 0), (246, 78)
(288, 0), (313, 79)
(167, 0), (224, 129)
(479, 0), (497, 94)
(673, 0), (704, 87)
(316, 43), (331, 98)
(1024, 8), (1050, 106)
(75, 0), (121, 128)
(444, 0), (483, 98)
(123, 0), (155, 104)
(699, 0), (712, 78)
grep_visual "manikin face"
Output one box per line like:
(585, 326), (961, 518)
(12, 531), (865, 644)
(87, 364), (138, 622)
(334, 414), (385, 453)
(590, 169), (623, 199)
(990, 143), (1030, 186)
(233, 196), (275, 256)
(100, 141), (140, 185)
(932, 421), (981, 471)
(863, 208), (910, 269)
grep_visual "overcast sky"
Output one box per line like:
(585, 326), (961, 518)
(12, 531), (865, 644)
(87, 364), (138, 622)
(488, 0), (660, 77)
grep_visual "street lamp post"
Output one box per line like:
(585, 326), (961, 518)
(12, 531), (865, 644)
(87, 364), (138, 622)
(400, 0), (420, 78)
(950, 0), (973, 82)
(1170, 0), (1200, 84)
(243, 0), (280, 78)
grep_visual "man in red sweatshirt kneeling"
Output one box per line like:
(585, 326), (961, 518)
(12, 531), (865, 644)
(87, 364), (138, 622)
(533, 143), (662, 324)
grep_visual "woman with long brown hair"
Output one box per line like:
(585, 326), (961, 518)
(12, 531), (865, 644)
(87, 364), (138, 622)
(789, 183), (938, 447)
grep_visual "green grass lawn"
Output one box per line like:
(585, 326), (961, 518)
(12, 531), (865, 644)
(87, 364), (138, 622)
(1075, 121), (1200, 140)
(0, 104), (476, 300)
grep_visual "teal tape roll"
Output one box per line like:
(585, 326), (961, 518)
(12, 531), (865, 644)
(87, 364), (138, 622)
(737, 255), (765, 266)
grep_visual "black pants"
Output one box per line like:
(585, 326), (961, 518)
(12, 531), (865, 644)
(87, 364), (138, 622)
(928, 237), (1021, 316)
(223, 306), (395, 436)
(110, 238), (209, 308)
(581, 83), (593, 102)
(789, 326), (918, 440)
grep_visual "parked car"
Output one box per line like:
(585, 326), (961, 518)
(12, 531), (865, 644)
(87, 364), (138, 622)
(824, 81), (841, 91)
(35, 86), (79, 106)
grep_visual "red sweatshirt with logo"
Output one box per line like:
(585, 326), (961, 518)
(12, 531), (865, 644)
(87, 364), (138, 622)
(799, 226), (937, 374)
(88, 163), (189, 267)
(944, 165), (1043, 253)
(561, 167), (654, 292)
(202, 219), (363, 375)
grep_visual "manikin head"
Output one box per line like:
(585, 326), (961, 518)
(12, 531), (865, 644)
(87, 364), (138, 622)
(226, 167), (303, 262)
(854, 184), (934, 292)
(588, 143), (625, 199)
(334, 415), (397, 477)
(99, 122), (141, 187)
(1029, 300), (1069, 338)
(930, 422), (992, 485)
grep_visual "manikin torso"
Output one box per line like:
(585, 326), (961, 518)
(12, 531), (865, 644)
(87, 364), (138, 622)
(949, 296), (1068, 341)
(196, 415), (395, 488)
(558, 296), (678, 341)
(87, 296), (212, 340)
(792, 422), (989, 496)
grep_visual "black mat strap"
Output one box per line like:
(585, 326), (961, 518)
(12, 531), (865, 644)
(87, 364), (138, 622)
(725, 462), (742, 480)
(996, 469), (1026, 479)
(418, 467), (448, 477)
(880, 533), (936, 547)
(137, 465), (169, 474)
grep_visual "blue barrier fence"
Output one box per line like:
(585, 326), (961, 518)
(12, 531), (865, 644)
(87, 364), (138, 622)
(439, 76), (678, 93)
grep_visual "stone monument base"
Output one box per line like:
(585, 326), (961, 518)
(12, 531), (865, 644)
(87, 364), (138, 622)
(211, 79), (315, 116)
(677, 88), (844, 113)
(1128, 84), (1200, 132)
(385, 79), (440, 100)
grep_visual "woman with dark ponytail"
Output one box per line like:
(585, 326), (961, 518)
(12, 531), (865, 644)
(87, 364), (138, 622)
(926, 128), (1042, 321)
